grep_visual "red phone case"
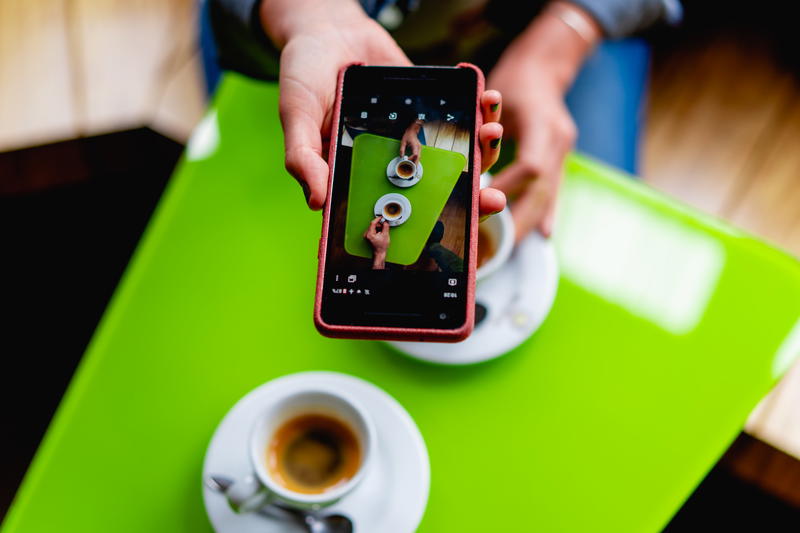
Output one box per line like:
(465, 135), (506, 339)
(314, 63), (484, 342)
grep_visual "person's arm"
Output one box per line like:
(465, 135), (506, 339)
(364, 217), (390, 269)
(258, 0), (414, 209)
(485, 0), (681, 40)
(399, 118), (424, 162)
(568, 0), (682, 38)
(488, 0), (681, 240)
(488, 1), (600, 240)
(211, 0), (508, 218)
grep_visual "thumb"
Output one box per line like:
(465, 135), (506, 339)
(280, 98), (329, 210)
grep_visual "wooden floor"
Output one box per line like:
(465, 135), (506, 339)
(642, 30), (800, 462)
(0, 0), (205, 157)
(1, 0), (799, 482)
(644, 33), (800, 255)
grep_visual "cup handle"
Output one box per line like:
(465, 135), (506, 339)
(225, 474), (273, 513)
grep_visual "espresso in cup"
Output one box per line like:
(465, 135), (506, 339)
(267, 414), (361, 495)
(395, 159), (416, 179)
(383, 201), (403, 219)
(224, 387), (374, 513)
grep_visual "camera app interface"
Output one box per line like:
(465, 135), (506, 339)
(321, 66), (477, 329)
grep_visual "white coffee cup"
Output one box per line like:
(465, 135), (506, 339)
(374, 193), (412, 226)
(224, 387), (375, 512)
(394, 156), (417, 180)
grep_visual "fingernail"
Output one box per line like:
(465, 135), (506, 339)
(490, 137), (501, 149)
(300, 182), (311, 204)
(479, 214), (490, 223)
(490, 103), (499, 112)
(542, 218), (553, 238)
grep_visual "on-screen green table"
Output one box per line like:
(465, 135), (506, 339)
(3, 74), (800, 533)
(345, 133), (465, 265)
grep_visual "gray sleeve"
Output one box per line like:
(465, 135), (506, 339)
(209, 0), (280, 80)
(568, 0), (682, 38)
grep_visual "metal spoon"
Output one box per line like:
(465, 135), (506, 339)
(205, 475), (354, 533)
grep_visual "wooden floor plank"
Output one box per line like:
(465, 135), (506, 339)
(433, 121), (457, 151)
(150, 51), (206, 144)
(452, 127), (470, 171)
(0, 0), (79, 151)
(747, 361), (800, 460)
(72, 0), (196, 135)
(643, 36), (795, 217)
(726, 95), (800, 256)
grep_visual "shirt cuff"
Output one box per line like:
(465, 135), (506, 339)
(567, 0), (682, 39)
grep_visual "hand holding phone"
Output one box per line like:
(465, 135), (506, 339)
(314, 65), (503, 342)
(260, 0), (414, 211)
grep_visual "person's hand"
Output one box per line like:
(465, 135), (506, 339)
(364, 216), (390, 253)
(364, 216), (390, 269)
(487, 2), (600, 241)
(261, 0), (412, 209)
(399, 121), (422, 163)
(260, 0), (506, 218)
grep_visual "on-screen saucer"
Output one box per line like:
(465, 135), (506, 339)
(386, 156), (423, 188)
(374, 193), (412, 227)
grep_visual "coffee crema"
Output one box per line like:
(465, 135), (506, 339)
(477, 226), (496, 268)
(396, 160), (415, 178)
(383, 202), (402, 218)
(267, 414), (361, 495)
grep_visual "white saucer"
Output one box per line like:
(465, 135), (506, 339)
(202, 372), (430, 533)
(373, 193), (412, 227)
(388, 233), (559, 365)
(386, 156), (423, 188)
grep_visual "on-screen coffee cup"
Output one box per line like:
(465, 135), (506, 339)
(224, 386), (375, 512)
(374, 193), (411, 225)
(382, 201), (405, 222)
(393, 156), (417, 180)
(476, 207), (514, 283)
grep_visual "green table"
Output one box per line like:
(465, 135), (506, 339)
(346, 133), (465, 265)
(4, 74), (800, 533)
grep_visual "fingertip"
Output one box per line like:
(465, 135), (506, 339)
(306, 189), (326, 210)
(478, 187), (506, 217)
(482, 90), (502, 121)
(479, 122), (503, 141)
(482, 89), (501, 107)
(541, 211), (555, 238)
(539, 222), (552, 239)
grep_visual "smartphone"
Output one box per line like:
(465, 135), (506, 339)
(314, 64), (483, 342)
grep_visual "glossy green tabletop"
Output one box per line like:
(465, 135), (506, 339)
(4, 74), (800, 533)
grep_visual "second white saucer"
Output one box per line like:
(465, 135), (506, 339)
(386, 156), (423, 187)
(202, 372), (430, 533)
(388, 233), (559, 365)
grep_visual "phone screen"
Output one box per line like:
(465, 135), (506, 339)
(320, 65), (478, 331)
